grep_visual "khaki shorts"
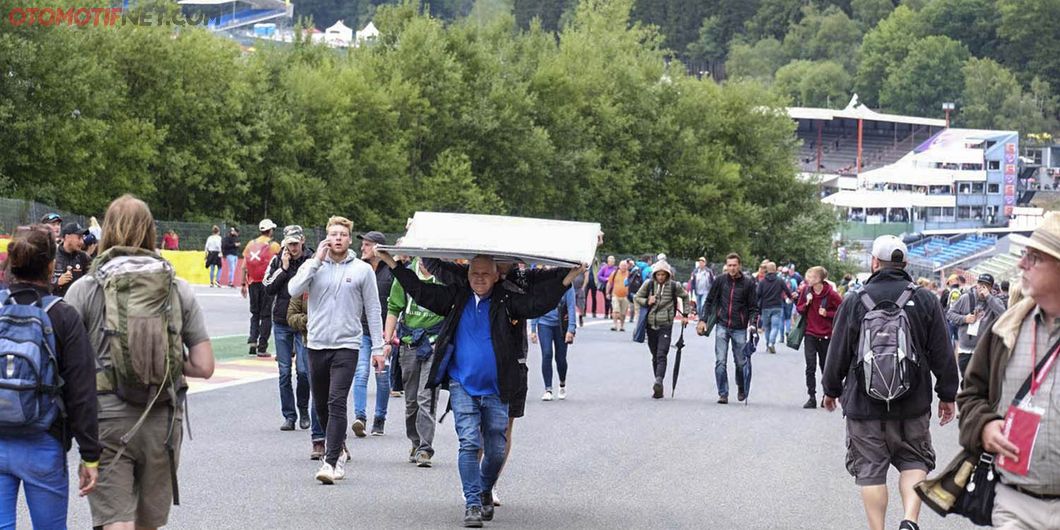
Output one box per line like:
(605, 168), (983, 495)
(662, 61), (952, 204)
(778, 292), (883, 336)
(845, 414), (934, 486)
(611, 296), (631, 318)
(91, 412), (183, 528)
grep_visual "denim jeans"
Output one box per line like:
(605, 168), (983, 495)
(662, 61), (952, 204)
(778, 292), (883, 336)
(761, 306), (783, 347)
(714, 325), (748, 398)
(274, 322), (311, 422)
(353, 333), (390, 421)
(209, 263), (222, 285)
(0, 432), (67, 529)
(449, 382), (508, 508)
(296, 334), (325, 441)
(782, 302), (794, 335)
(225, 254), (238, 285)
(695, 293), (707, 316)
(537, 324), (569, 390)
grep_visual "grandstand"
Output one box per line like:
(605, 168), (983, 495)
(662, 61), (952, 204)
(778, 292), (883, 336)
(970, 248), (1022, 285)
(906, 234), (997, 275)
(178, 0), (292, 32)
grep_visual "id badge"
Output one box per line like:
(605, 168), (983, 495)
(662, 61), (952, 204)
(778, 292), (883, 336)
(967, 319), (981, 337)
(997, 401), (1045, 476)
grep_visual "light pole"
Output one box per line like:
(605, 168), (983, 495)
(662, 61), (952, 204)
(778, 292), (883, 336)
(942, 102), (955, 128)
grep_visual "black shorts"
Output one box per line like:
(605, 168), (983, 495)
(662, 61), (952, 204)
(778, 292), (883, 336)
(845, 414), (935, 486)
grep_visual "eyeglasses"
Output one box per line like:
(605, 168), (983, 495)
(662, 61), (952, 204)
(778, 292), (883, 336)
(1020, 248), (1046, 267)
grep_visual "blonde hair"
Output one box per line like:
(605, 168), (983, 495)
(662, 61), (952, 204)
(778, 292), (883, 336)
(88, 216), (100, 229)
(326, 216), (353, 235)
(766, 262), (778, 273)
(211, 225), (220, 235)
(807, 266), (828, 280)
(100, 194), (156, 252)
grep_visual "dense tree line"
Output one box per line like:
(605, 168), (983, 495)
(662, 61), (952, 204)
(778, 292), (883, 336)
(0, 0), (842, 271)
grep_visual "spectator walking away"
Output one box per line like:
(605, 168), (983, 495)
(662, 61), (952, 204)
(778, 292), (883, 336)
(585, 258), (599, 319)
(375, 249), (580, 528)
(286, 293), (327, 460)
(264, 225), (317, 432)
(635, 261), (690, 399)
(221, 226), (241, 288)
(606, 260), (632, 332)
(689, 257), (714, 317)
(957, 212), (1060, 529)
(795, 266), (841, 408)
(781, 266), (800, 340)
(288, 216), (385, 485)
(572, 265), (588, 327)
(243, 219), (280, 357)
(699, 253), (759, 404)
(531, 282), (577, 401)
(947, 273), (1006, 380)
(0, 226), (99, 529)
(352, 231), (394, 438)
(66, 194), (215, 529)
(204, 225), (223, 288)
(52, 222), (92, 297)
(757, 261), (793, 354)
(597, 256), (616, 319)
(822, 235), (958, 530)
(40, 213), (62, 243)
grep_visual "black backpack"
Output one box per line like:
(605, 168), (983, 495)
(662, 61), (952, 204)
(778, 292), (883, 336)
(627, 269), (644, 294)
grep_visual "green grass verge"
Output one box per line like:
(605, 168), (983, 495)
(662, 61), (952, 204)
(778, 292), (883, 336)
(210, 335), (263, 362)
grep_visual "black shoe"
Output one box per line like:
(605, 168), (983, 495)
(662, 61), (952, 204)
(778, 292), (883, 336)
(717, 396), (728, 404)
(898, 520), (920, 530)
(299, 413), (310, 430)
(578, 315), (584, 327)
(652, 382), (664, 399)
(463, 506), (484, 528)
(737, 391), (747, 402)
(280, 418), (296, 431)
(803, 396), (817, 409)
(247, 345), (256, 356)
(821, 398), (826, 408)
(371, 417), (385, 436)
(481, 492), (495, 521)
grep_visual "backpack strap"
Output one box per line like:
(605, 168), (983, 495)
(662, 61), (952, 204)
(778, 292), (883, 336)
(895, 284), (918, 308)
(859, 290), (876, 311)
(41, 295), (62, 314)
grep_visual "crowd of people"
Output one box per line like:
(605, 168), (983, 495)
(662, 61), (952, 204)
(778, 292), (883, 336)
(2, 201), (1058, 530)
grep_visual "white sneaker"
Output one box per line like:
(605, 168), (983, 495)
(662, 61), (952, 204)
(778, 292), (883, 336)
(492, 489), (502, 506)
(541, 390), (553, 401)
(315, 462), (335, 484)
(558, 387), (566, 400)
(334, 451), (348, 480)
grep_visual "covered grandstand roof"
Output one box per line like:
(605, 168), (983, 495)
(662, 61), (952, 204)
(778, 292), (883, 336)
(822, 190), (955, 209)
(788, 94), (946, 127)
(860, 165), (986, 186)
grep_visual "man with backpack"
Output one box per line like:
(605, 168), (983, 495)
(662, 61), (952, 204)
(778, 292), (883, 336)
(65, 194), (215, 530)
(946, 273), (1007, 380)
(242, 219), (281, 357)
(634, 261), (690, 399)
(822, 235), (958, 530)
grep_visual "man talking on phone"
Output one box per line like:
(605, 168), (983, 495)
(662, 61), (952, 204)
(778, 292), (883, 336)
(947, 273), (1006, 380)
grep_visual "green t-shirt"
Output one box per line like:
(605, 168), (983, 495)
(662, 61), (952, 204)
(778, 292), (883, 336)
(387, 258), (446, 343)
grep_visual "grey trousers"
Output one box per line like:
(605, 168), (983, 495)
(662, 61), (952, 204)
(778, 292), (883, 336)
(399, 344), (436, 456)
(993, 483), (1060, 530)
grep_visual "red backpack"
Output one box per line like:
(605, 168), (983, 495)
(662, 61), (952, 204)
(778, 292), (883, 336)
(243, 238), (275, 283)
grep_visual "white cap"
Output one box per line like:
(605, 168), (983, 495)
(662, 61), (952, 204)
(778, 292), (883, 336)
(258, 219), (277, 232)
(871, 235), (907, 263)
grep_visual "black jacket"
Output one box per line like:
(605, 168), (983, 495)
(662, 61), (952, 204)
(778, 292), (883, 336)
(390, 261), (569, 404)
(221, 234), (241, 257)
(360, 261), (393, 335)
(822, 267), (959, 420)
(263, 252), (310, 325)
(704, 272), (759, 329)
(756, 272), (792, 309)
(51, 245), (92, 297)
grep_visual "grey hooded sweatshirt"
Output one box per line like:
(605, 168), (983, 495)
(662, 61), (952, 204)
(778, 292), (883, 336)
(288, 249), (384, 354)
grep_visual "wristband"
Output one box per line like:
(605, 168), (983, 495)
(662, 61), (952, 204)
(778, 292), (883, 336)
(82, 460), (99, 468)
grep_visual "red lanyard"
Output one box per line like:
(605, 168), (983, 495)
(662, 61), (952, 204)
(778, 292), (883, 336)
(1030, 319), (1060, 397)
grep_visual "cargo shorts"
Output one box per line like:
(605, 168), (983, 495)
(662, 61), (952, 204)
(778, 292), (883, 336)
(845, 413), (935, 486)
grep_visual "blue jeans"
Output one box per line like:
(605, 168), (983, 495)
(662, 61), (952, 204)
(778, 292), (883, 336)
(782, 302), (794, 335)
(538, 324), (568, 390)
(208, 263), (222, 285)
(695, 293), (707, 316)
(0, 432), (67, 529)
(448, 382), (508, 508)
(295, 334), (325, 441)
(274, 323), (311, 422)
(714, 325), (748, 398)
(225, 254), (238, 285)
(762, 307), (783, 346)
(353, 333), (390, 421)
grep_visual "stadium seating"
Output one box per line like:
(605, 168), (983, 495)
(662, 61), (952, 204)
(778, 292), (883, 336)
(796, 127), (925, 174)
(970, 249), (1022, 284)
(907, 234), (997, 269)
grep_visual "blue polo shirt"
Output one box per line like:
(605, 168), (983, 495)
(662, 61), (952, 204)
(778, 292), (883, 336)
(448, 293), (499, 396)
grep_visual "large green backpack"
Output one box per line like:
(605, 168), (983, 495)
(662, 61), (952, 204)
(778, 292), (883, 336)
(92, 246), (185, 405)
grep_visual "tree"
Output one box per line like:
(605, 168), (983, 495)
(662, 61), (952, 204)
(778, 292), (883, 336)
(774, 60), (852, 107)
(743, 0), (803, 41)
(920, 0), (998, 59)
(686, 16), (725, 66)
(960, 57), (1023, 129)
(851, 0), (894, 30)
(782, 5), (862, 71)
(879, 35), (969, 117)
(725, 38), (786, 81)
(854, 5), (926, 107)
(998, 0), (1060, 92)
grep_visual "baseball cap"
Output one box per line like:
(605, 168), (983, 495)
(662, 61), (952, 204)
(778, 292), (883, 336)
(258, 219), (277, 232)
(281, 225), (304, 246)
(357, 231), (387, 245)
(40, 213), (62, 224)
(60, 222), (88, 237)
(977, 273), (995, 287)
(871, 235), (907, 263)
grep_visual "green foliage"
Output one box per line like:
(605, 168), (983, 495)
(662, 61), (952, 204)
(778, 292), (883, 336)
(879, 35), (969, 117)
(853, 5), (926, 108)
(782, 5), (862, 71)
(920, 0), (998, 58)
(744, 0), (803, 41)
(774, 60), (853, 107)
(997, 0), (1060, 92)
(850, 0), (893, 30)
(725, 38), (786, 81)
(962, 59), (1060, 134)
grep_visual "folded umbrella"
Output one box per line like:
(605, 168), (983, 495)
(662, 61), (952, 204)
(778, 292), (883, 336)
(670, 321), (687, 398)
(742, 327), (759, 404)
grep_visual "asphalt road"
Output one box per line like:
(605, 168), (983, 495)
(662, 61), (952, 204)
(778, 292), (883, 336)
(25, 293), (974, 530)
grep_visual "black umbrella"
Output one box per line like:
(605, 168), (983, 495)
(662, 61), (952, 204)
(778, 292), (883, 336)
(671, 321), (688, 398)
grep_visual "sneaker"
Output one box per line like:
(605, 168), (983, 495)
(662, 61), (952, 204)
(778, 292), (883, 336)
(351, 417), (367, 438)
(541, 390), (554, 401)
(409, 446), (418, 464)
(280, 418), (296, 431)
(334, 450), (348, 480)
(371, 417), (385, 436)
(299, 413), (310, 430)
(491, 489), (502, 506)
(821, 398), (826, 408)
(311, 441), (325, 460)
(390, 390), (403, 398)
(898, 520), (920, 530)
(802, 396), (817, 409)
(463, 506), (484, 528)
(578, 315), (584, 327)
(315, 462), (335, 484)
(415, 450), (432, 468)
(558, 386), (566, 400)
(767, 345), (776, 354)
(717, 396), (728, 404)
(610, 327), (616, 331)
(247, 345), (256, 356)
(737, 391), (747, 402)
(481, 491), (495, 521)
(652, 382), (664, 399)
(256, 350), (271, 358)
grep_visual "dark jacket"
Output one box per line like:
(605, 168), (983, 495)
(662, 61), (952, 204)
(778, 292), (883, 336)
(9, 283), (100, 462)
(221, 234), (240, 257)
(795, 282), (843, 339)
(51, 245), (92, 297)
(756, 272), (793, 309)
(287, 294), (308, 341)
(360, 261), (393, 336)
(704, 272), (759, 330)
(390, 261), (569, 404)
(822, 267), (959, 420)
(263, 252), (309, 325)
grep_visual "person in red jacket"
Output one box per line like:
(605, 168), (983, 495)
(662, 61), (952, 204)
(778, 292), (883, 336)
(795, 265), (842, 409)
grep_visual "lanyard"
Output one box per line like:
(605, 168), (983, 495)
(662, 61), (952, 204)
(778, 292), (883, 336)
(1030, 319), (1060, 397)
